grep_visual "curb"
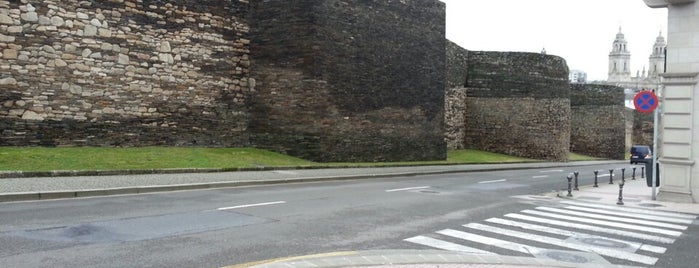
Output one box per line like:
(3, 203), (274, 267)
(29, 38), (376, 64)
(225, 250), (643, 268)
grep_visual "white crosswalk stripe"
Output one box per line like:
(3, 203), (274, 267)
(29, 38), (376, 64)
(403, 202), (698, 266)
(534, 206), (688, 230)
(484, 217), (666, 254)
(465, 222), (659, 265)
(505, 213), (677, 244)
(521, 209), (683, 236)
(437, 228), (539, 255)
(561, 205), (695, 224)
(560, 200), (698, 219)
(404, 235), (496, 255)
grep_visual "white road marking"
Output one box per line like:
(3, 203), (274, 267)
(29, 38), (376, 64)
(385, 186), (430, 192)
(505, 213), (675, 244)
(478, 179), (506, 184)
(217, 201), (286, 211)
(521, 209), (682, 237)
(564, 205), (695, 224)
(484, 217), (666, 254)
(532, 175), (549, 179)
(465, 223), (658, 265)
(404, 236), (496, 255)
(560, 200), (699, 220)
(437, 229), (537, 254)
(536, 207), (688, 230)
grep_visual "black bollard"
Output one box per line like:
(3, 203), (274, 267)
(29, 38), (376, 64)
(593, 170), (599, 187)
(609, 169), (614, 184)
(632, 167), (636, 180)
(574, 171), (579, 191)
(621, 168), (626, 183)
(566, 174), (573, 197)
(642, 166), (645, 179)
(617, 182), (625, 205)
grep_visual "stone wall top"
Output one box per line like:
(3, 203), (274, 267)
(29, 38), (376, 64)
(465, 51), (569, 99)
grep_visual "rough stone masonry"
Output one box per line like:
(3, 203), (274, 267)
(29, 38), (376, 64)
(0, 0), (625, 162)
(0, 0), (252, 147)
(0, 0), (448, 162)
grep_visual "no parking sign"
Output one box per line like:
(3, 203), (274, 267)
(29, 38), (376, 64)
(633, 91), (658, 113)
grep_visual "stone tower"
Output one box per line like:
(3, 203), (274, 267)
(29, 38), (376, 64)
(608, 27), (632, 82)
(648, 31), (667, 79)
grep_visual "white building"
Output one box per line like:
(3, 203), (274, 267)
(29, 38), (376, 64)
(569, 70), (587, 83)
(607, 28), (666, 92)
(644, 0), (699, 203)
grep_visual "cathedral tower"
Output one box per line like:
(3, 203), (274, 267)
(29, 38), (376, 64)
(608, 27), (631, 82)
(648, 31), (666, 79)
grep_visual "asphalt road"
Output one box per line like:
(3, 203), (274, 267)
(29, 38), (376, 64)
(1, 163), (697, 268)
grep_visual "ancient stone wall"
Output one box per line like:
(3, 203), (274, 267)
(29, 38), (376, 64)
(249, 0), (447, 162)
(0, 0), (252, 146)
(446, 49), (571, 161)
(631, 109), (655, 147)
(445, 40), (468, 150)
(570, 84), (625, 159)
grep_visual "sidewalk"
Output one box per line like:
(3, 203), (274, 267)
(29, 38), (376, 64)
(553, 172), (699, 215)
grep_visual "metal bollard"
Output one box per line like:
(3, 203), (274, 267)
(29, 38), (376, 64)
(593, 170), (599, 187)
(609, 169), (614, 184)
(617, 182), (625, 205)
(621, 168), (626, 183)
(641, 166), (645, 179)
(566, 174), (573, 197)
(632, 167), (636, 180)
(574, 171), (579, 191)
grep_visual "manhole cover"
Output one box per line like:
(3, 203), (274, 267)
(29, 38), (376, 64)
(535, 249), (610, 264)
(578, 238), (630, 249)
(545, 251), (589, 263)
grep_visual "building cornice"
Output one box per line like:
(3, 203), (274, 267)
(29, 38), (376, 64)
(644, 0), (695, 8)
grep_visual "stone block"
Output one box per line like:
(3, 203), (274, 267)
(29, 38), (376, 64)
(50, 16), (64, 26)
(0, 13), (13, 24)
(84, 25), (97, 36)
(20, 11), (37, 22)
(2, 48), (17, 59)
(7, 26), (22, 33)
(0, 33), (15, 42)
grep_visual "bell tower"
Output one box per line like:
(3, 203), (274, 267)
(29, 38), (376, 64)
(648, 31), (666, 79)
(608, 27), (632, 82)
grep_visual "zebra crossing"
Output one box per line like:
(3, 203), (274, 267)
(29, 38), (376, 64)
(404, 199), (698, 266)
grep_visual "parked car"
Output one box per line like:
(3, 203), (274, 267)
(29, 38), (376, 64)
(630, 145), (652, 164)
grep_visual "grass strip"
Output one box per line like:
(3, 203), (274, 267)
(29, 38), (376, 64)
(0, 147), (602, 172)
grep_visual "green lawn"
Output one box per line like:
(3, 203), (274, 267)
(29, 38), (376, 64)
(0, 147), (314, 171)
(0, 147), (601, 172)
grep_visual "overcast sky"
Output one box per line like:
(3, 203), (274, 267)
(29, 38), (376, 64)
(440, 0), (668, 81)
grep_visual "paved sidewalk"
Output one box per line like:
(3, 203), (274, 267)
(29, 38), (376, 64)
(552, 171), (699, 215)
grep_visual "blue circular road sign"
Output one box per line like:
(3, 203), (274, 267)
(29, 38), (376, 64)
(633, 91), (658, 113)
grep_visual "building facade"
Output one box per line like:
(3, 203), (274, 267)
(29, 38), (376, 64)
(569, 70), (587, 83)
(644, 0), (699, 203)
(607, 28), (666, 92)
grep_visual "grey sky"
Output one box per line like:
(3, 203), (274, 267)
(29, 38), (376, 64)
(440, 0), (668, 81)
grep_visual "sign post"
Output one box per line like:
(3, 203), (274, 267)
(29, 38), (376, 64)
(633, 90), (659, 200)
